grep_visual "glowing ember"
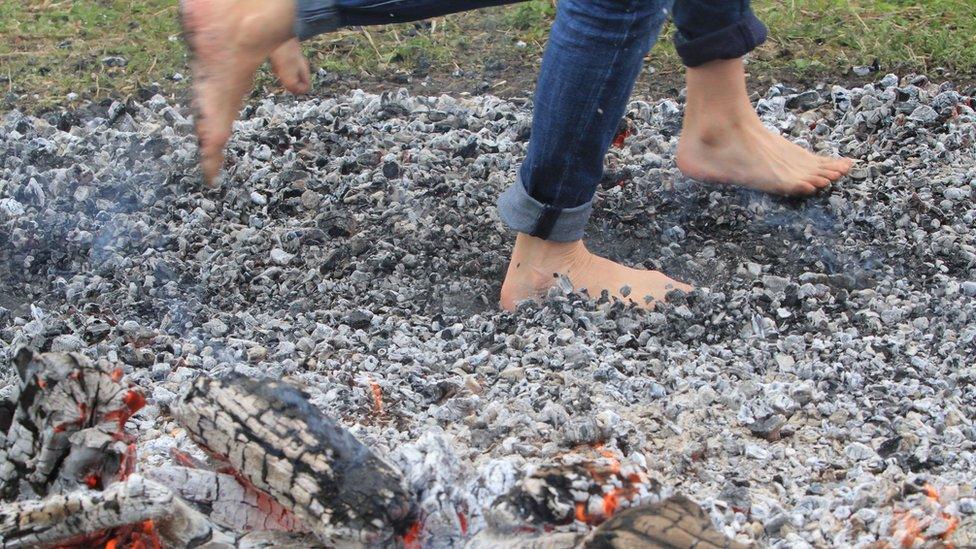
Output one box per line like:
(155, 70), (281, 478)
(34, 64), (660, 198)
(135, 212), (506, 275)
(103, 390), (148, 430)
(575, 502), (588, 523)
(100, 520), (162, 549)
(402, 521), (422, 549)
(892, 482), (962, 548)
(170, 448), (204, 469)
(611, 119), (632, 149)
(368, 377), (384, 415)
(602, 489), (621, 516)
(897, 513), (923, 548)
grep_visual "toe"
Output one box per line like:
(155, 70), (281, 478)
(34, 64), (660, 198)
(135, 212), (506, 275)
(273, 62), (309, 94)
(669, 280), (694, 293)
(293, 67), (311, 95)
(200, 152), (225, 186)
(817, 168), (844, 181)
(790, 181), (819, 195)
(805, 176), (832, 189)
(820, 157), (854, 174)
(271, 40), (312, 95)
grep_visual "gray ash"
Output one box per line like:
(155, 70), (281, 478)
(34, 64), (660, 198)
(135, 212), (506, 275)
(1, 74), (975, 546)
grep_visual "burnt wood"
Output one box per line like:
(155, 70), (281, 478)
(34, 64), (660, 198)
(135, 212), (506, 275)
(582, 495), (751, 549)
(0, 350), (145, 500)
(173, 374), (416, 546)
(0, 474), (171, 549)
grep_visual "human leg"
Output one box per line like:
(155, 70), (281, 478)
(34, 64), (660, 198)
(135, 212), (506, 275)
(671, 1), (853, 195)
(498, 0), (692, 310)
(181, 0), (525, 184)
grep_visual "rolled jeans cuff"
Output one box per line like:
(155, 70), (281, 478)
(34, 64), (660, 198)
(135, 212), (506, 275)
(674, 10), (768, 67)
(294, 0), (340, 41)
(497, 177), (593, 242)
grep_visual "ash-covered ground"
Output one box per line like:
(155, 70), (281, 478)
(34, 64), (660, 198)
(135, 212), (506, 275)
(1, 73), (975, 547)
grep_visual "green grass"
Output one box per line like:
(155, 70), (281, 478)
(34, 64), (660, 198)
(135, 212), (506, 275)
(754, 0), (976, 72)
(0, 1), (183, 105)
(0, 0), (974, 112)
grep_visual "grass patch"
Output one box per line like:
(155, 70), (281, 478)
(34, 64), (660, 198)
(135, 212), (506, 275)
(0, 0), (974, 112)
(755, 0), (976, 73)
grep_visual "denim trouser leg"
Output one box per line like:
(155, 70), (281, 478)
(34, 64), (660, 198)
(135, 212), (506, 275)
(497, 0), (669, 242)
(294, 0), (525, 40)
(290, 0), (769, 243)
(498, 0), (768, 241)
(671, 0), (768, 67)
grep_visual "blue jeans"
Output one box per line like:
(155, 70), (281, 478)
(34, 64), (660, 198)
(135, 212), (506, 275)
(295, 0), (767, 242)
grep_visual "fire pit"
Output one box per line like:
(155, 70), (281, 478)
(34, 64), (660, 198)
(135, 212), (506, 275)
(1, 351), (749, 548)
(2, 76), (975, 547)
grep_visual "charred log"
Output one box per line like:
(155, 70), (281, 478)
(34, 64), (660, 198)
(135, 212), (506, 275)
(0, 350), (145, 500)
(0, 474), (171, 549)
(580, 495), (750, 549)
(151, 492), (329, 549)
(172, 374), (416, 546)
(145, 465), (306, 532)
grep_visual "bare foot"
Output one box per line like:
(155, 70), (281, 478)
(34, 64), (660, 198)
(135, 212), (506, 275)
(499, 233), (692, 311)
(676, 57), (853, 196)
(270, 39), (311, 95)
(676, 117), (854, 195)
(179, 0), (295, 184)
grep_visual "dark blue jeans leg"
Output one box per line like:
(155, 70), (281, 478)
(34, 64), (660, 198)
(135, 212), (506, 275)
(671, 0), (768, 67)
(294, 0), (525, 40)
(497, 0), (670, 242)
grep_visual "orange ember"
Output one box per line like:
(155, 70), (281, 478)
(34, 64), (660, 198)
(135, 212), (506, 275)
(402, 521), (422, 549)
(84, 473), (101, 489)
(111, 368), (124, 383)
(171, 448), (201, 468)
(602, 490), (620, 516)
(103, 390), (147, 429)
(457, 512), (468, 535)
(898, 514), (922, 548)
(575, 501), (587, 523)
(611, 127), (631, 149)
(946, 516), (960, 539)
(368, 377), (384, 415)
(892, 483), (961, 548)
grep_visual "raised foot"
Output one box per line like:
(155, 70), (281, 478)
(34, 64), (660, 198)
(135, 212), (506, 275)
(675, 119), (854, 196)
(179, 0), (294, 185)
(270, 39), (311, 95)
(500, 234), (692, 311)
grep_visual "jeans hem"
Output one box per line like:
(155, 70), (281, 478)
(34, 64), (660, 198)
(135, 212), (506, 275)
(497, 176), (592, 242)
(294, 0), (339, 41)
(674, 10), (768, 67)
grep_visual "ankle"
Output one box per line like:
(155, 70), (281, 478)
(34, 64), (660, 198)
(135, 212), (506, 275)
(236, 1), (296, 53)
(682, 107), (763, 147)
(511, 233), (587, 267)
